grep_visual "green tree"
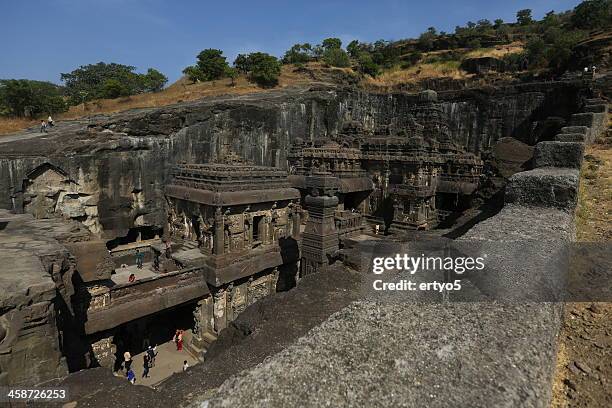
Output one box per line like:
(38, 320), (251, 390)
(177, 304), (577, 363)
(182, 66), (203, 83)
(101, 79), (129, 98)
(525, 37), (547, 67)
(542, 11), (560, 28)
(141, 68), (168, 92)
(250, 54), (282, 87)
(60, 62), (165, 104)
(572, 0), (611, 29)
(357, 52), (380, 77)
(238, 52), (282, 87)
(347, 40), (361, 57)
(226, 67), (238, 86)
(516, 9), (533, 25)
(547, 31), (586, 71)
(195, 49), (230, 81)
(0, 79), (67, 117)
(282, 43), (314, 64)
(418, 27), (438, 51)
(323, 48), (351, 67)
(493, 19), (505, 28)
(233, 54), (251, 73)
(476, 19), (493, 31)
(321, 37), (342, 50)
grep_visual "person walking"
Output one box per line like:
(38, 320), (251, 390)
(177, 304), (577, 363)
(123, 350), (132, 371)
(47, 115), (54, 127)
(183, 360), (189, 371)
(40, 120), (47, 133)
(142, 354), (150, 378)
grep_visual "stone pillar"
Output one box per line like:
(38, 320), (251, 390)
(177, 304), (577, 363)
(300, 172), (340, 277)
(90, 334), (116, 369)
(292, 206), (301, 238)
(213, 289), (228, 333)
(262, 215), (272, 245)
(214, 207), (224, 255)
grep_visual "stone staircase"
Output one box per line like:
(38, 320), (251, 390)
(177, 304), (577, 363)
(185, 331), (218, 362)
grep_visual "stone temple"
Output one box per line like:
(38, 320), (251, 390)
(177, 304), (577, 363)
(0, 74), (609, 407)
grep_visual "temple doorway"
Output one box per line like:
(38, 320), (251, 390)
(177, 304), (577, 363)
(253, 215), (264, 242)
(111, 301), (199, 372)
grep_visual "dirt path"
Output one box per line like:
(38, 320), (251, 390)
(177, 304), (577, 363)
(551, 121), (612, 407)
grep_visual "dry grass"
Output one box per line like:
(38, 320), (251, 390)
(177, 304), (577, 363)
(364, 42), (524, 89)
(575, 141), (612, 242)
(0, 64), (315, 136)
(364, 61), (469, 88)
(0, 117), (39, 135)
(464, 42), (524, 59)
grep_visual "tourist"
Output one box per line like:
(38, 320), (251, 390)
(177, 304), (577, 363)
(127, 368), (136, 384)
(124, 350), (132, 371)
(147, 345), (156, 367)
(136, 249), (144, 269)
(47, 115), (54, 127)
(128, 273), (136, 283)
(183, 360), (189, 371)
(177, 329), (184, 351)
(40, 120), (47, 133)
(142, 354), (150, 378)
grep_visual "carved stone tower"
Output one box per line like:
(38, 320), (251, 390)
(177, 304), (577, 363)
(300, 171), (340, 277)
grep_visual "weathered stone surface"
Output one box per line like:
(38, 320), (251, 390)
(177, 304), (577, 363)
(555, 133), (586, 142)
(534, 141), (585, 169)
(0, 210), (91, 385)
(505, 168), (579, 209)
(203, 302), (561, 408)
(560, 126), (589, 134)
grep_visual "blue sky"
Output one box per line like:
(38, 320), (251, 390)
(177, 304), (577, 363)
(0, 0), (582, 84)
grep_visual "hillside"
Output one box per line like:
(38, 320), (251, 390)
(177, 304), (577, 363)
(0, 44), (527, 136)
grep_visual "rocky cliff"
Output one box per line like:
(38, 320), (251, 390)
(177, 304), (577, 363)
(0, 81), (591, 240)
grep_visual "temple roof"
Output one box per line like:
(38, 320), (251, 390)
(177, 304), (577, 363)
(166, 152), (300, 205)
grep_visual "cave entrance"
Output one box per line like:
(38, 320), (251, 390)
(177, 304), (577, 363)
(111, 301), (199, 372)
(106, 226), (162, 250)
(342, 191), (370, 212)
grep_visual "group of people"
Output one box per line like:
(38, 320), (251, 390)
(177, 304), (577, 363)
(121, 330), (190, 385)
(39, 115), (54, 133)
(123, 345), (158, 384)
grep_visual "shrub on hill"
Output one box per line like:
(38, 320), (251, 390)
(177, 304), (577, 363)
(323, 48), (350, 67)
(0, 79), (67, 117)
(234, 52), (282, 87)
